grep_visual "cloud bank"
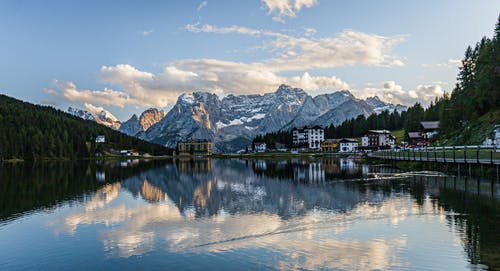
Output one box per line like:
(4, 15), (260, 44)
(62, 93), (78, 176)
(351, 81), (445, 106)
(262, 0), (318, 22)
(49, 24), (410, 108)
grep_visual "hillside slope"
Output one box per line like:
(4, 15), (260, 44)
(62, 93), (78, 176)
(0, 94), (171, 160)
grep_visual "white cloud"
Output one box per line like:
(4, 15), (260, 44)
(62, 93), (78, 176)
(137, 30), (154, 37)
(84, 103), (107, 115)
(185, 24), (406, 70)
(44, 88), (58, 95)
(446, 59), (462, 67)
(197, 1), (208, 11)
(303, 27), (316, 37)
(53, 80), (132, 108)
(52, 25), (405, 108)
(416, 84), (444, 97)
(351, 81), (445, 106)
(185, 23), (262, 36)
(422, 58), (462, 68)
(262, 0), (318, 22)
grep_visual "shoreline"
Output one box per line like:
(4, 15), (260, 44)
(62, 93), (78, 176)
(0, 155), (173, 164)
(1, 152), (368, 163)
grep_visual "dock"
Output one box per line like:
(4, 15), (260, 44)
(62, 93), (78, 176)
(369, 146), (500, 165)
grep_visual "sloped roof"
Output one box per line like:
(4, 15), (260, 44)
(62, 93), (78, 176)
(408, 132), (422, 139)
(367, 129), (391, 134)
(339, 138), (358, 143)
(292, 125), (324, 131)
(420, 121), (439, 129)
(323, 139), (341, 144)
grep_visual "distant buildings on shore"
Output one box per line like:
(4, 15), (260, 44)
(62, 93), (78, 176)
(176, 140), (212, 156)
(406, 121), (440, 146)
(251, 125), (400, 154)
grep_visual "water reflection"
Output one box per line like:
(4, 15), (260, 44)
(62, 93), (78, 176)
(0, 158), (498, 270)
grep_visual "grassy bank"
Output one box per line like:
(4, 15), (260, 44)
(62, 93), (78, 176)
(435, 109), (500, 146)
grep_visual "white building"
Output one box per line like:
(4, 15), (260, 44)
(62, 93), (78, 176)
(254, 142), (267, 152)
(361, 130), (395, 148)
(483, 124), (500, 146)
(292, 126), (324, 149)
(339, 138), (358, 152)
(95, 135), (105, 143)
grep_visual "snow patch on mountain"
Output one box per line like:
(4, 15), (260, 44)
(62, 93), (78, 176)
(365, 96), (407, 114)
(113, 84), (407, 153)
(67, 105), (121, 130)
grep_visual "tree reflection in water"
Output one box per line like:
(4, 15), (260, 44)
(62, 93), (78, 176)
(0, 158), (498, 270)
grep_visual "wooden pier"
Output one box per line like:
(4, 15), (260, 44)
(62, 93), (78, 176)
(369, 146), (500, 165)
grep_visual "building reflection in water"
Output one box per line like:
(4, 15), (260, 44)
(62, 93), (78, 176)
(51, 158), (499, 270)
(293, 162), (325, 183)
(175, 157), (212, 173)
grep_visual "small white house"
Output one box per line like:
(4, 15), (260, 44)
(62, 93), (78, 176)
(95, 135), (105, 143)
(254, 142), (267, 152)
(339, 138), (358, 152)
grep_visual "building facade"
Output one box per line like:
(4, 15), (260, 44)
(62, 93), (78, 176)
(339, 138), (358, 152)
(253, 142), (267, 152)
(361, 130), (395, 149)
(420, 121), (440, 139)
(95, 135), (105, 143)
(321, 139), (339, 152)
(292, 126), (324, 149)
(177, 140), (212, 156)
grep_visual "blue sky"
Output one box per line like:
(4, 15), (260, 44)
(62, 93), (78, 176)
(0, 0), (498, 120)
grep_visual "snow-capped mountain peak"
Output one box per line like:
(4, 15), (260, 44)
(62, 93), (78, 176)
(179, 93), (197, 105)
(68, 105), (121, 130)
(68, 107), (95, 121)
(365, 96), (407, 114)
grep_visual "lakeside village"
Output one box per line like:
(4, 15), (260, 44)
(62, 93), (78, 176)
(171, 121), (500, 156)
(92, 120), (500, 158)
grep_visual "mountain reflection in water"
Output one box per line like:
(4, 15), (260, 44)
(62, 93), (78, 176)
(0, 158), (498, 271)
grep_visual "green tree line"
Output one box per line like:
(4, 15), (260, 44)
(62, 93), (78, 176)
(0, 94), (172, 160)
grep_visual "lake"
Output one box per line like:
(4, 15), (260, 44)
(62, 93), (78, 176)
(0, 158), (499, 270)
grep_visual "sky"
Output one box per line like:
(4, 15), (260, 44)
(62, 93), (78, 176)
(0, 0), (498, 120)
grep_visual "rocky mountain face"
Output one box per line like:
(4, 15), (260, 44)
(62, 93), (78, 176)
(142, 85), (404, 153)
(67, 107), (121, 130)
(69, 85), (406, 153)
(119, 108), (166, 136)
(68, 107), (165, 133)
(365, 96), (407, 114)
(282, 90), (369, 129)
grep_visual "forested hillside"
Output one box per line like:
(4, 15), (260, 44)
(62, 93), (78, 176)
(0, 94), (171, 160)
(404, 14), (499, 144)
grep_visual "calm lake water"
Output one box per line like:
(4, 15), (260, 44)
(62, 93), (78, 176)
(0, 158), (499, 270)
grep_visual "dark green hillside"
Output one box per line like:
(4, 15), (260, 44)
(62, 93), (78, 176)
(0, 94), (172, 160)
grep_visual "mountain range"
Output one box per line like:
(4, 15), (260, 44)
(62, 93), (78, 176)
(68, 84), (406, 153)
(68, 107), (166, 136)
